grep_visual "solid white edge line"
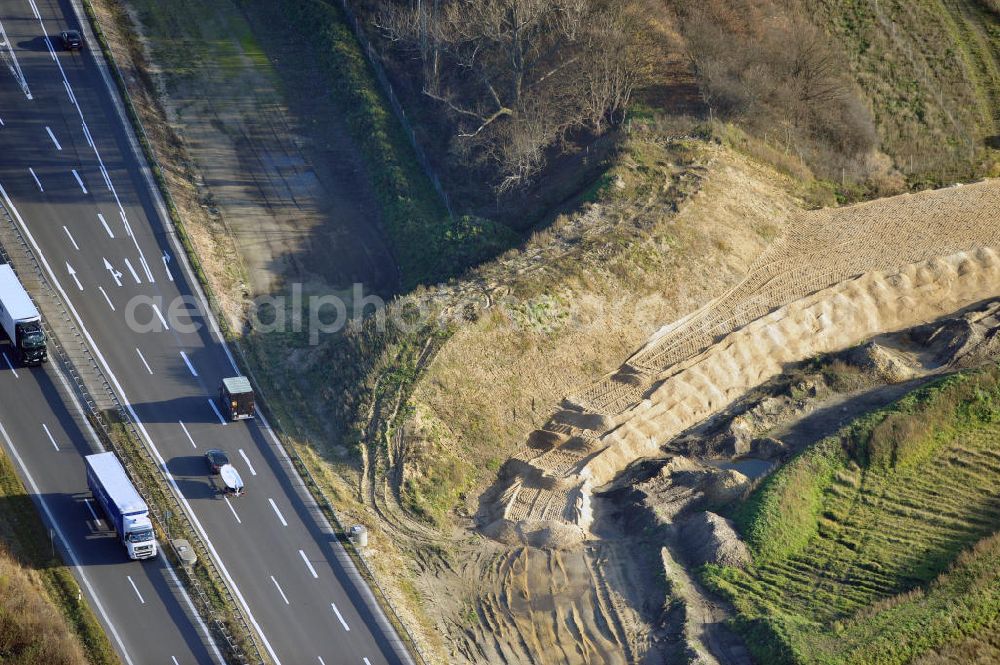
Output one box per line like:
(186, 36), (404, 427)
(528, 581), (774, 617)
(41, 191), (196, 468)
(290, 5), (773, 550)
(238, 449), (256, 476)
(268, 498), (287, 527)
(41, 423), (59, 451)
(299, 550), (318, 579)
(179, 350), (198, 377)
(0, 182), (278, 663)
(2, 352), (18, 378)
(46, 126), (62, 150)
(330, 602), (350, 631)
(0, 420), (135, 665)
(62, 2), (414, 658)
(179, 421), (197, 448)
(135, 348), (153, 375)
(162, 529), (226, 664)
(270, 575), (290, 605)
(223, 497), (242, 524)
(98, 286), (115, 311)
(139, 255), (155, 282)
(122, 257), (141, 284)
(126, 575), (145, 604)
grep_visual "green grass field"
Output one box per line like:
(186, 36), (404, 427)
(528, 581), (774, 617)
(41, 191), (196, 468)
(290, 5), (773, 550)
(704, 365), (1000, 664)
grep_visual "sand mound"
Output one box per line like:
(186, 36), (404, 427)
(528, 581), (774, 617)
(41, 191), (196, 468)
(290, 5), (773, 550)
(679, 512), (751, 569)
(479, 180), (1000, 546)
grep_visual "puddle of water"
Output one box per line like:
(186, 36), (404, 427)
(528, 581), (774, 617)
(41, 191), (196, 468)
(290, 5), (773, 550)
(707, 457), (775, 480)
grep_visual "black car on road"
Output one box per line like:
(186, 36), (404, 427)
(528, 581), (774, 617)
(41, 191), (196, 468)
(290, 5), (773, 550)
(204, 449), (229, 475)
(60, 30), (82, 50)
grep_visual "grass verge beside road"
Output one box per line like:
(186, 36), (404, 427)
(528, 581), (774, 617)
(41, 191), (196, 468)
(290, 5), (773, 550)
(259, 0), (518, 289)
(0, 449), (118, 665)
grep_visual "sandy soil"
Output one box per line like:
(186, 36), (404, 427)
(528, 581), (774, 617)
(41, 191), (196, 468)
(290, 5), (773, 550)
(481, 181), (1000, 547)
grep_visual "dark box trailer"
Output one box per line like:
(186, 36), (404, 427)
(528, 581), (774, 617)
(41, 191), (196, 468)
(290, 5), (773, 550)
(220, 376), (254, 420)
(0, 264), (46, 365)
(85, 452), (157, 560)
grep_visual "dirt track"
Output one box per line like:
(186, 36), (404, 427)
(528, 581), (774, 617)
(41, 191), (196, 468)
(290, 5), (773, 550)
(480, 180), (1000, 546)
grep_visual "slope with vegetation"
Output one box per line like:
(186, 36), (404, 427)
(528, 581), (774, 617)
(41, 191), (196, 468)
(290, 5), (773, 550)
(0, 451), (117, 665)
(82, 0), (1000, 662)
(705, 366), (1000, 664)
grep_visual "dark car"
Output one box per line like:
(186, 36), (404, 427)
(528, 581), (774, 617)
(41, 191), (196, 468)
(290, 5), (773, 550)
(60, 30), (83, 50)
(205, 448), (229, 475)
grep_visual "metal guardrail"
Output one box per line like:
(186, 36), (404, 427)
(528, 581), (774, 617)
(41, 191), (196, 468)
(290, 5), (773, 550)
(76, 2), (436, 662)
(0, 204), (265, 665)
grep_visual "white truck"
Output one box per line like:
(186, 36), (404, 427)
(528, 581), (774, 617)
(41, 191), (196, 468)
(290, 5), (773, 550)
(0, 264), (46, 365)
(85, 452), (157, 560)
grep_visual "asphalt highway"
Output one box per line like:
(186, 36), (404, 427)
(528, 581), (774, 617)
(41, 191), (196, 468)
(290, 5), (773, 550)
(0, 0), (411, 663)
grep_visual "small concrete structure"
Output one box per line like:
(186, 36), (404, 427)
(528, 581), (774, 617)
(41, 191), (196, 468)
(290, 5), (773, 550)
(172, 539), (197, 569)
(348, 525), (368, 548)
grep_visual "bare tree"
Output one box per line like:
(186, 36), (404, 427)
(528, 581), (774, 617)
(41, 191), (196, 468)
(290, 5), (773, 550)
(377, 0), (646, 190)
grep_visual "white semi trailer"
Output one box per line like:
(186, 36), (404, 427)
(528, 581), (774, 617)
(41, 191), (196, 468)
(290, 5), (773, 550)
(0, 264), (46, 365)
(85, 452), (157, 560)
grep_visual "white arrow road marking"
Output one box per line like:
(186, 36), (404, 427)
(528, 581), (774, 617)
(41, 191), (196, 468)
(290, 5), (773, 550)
(66, 262), (82, 291)
(2, 353), (18, 378)
(97, 213), (114, 238)
(162, 251), (174, 281)
(151, 303), (170, 330)
(41, 424), (58, 451)
(268, 498), (288, 527)
(208, 399), (227, 425)
(83, 498), (100, 523)
(179, 421), (197, 448)
(126, 576), (145, 604)
(270, 576), (290, 605)
(224, 497), (242, 524)
(71, 169), (87, 194)
(63, 226), (79, 250)
(28, 167), (42, 192)
(45, 126), (61, 150)
(238, 449), (256, 476)
(330, 602), (350, 631)
(299, 549), (318, 579)
(102, 258), (122, 286)
(179, 351), (198, 377)
(135, 348), (153, 375)
(122, 258), (141, 284)
(97, 286), (115, 311)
